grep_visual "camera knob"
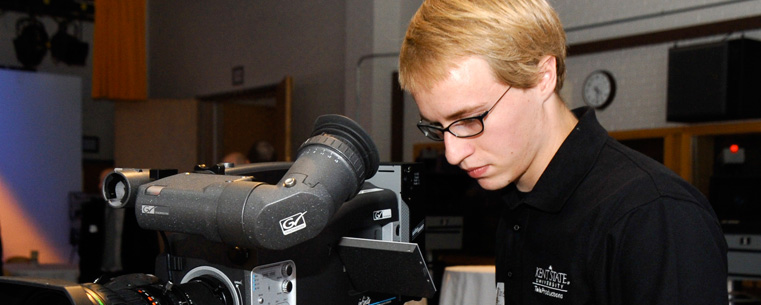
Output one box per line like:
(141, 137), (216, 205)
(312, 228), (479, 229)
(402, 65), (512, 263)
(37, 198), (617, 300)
(281, 264), (293, 277)
(281, 280), (293, 293)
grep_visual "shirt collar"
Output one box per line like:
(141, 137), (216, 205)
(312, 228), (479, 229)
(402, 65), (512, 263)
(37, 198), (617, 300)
(502, 107), (608, 212)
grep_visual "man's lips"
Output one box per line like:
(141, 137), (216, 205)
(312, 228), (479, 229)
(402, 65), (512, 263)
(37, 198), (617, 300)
(465, 165), (488, 178)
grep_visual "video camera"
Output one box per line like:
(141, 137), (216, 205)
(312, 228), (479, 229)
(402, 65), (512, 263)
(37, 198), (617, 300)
(0, 114), (435, 305)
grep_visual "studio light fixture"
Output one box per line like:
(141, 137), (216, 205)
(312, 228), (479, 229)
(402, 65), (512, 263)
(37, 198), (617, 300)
(12, 15), (90, 69)
(50, 20), (89, 66)
(13, 16), (49, 69)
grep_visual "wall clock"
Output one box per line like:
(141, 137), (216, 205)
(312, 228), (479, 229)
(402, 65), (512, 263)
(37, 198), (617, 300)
(582, 70), (616, 109)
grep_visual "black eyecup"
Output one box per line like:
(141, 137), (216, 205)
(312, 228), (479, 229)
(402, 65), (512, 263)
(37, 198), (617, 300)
(310, 114), (380, 180)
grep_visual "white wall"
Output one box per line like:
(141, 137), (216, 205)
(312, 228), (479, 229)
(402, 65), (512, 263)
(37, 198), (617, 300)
(0, 70), (82, 264)
(553, 0), (761, 44)
(563, 31), (761, 132)
(552, 0), (761, 131)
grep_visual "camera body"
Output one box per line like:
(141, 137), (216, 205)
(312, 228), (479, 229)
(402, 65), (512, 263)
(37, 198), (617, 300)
(0, 164), (433, 305)
(150, 163), (431, 305)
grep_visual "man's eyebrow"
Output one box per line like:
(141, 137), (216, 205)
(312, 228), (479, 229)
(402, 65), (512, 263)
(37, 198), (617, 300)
(444, 107), (477, 122)
(420, 106), (479, 125)
(418, 114), (440, 126)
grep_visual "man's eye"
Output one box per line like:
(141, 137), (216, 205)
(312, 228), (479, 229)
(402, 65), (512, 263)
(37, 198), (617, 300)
(453, 118), (477, 126)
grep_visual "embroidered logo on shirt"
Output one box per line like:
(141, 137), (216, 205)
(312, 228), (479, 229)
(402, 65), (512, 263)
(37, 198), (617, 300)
(533, 265), (570, 300)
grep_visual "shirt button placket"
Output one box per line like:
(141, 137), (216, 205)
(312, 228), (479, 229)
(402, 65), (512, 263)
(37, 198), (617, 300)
(510, 214), (525, 284)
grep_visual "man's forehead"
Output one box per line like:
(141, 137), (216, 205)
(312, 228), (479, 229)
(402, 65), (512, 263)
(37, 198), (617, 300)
(416, 58), (498, 115)
(415, 91), (491, 125)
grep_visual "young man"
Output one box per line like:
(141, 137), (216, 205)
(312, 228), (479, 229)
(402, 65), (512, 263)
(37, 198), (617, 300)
(398, 0), (728, 304)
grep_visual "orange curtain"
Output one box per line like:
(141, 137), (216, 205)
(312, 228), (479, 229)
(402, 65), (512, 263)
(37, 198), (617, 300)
(92, 0), (147, 100)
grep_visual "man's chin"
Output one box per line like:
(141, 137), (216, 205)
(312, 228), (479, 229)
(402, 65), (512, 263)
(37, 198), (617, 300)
(475, 177), (510, 191)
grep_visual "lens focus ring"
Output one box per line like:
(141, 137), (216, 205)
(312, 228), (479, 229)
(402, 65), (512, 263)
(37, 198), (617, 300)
(300, 134), (365, 181)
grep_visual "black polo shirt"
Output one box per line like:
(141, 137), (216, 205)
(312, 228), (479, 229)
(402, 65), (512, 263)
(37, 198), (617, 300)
(495, 107), (727, 305)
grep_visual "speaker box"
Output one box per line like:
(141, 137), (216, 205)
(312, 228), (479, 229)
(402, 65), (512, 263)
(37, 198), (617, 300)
(667, 38), (761, 122)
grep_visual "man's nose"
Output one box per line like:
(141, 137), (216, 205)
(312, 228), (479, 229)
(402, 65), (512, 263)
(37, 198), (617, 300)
(444, 133), (472, 166)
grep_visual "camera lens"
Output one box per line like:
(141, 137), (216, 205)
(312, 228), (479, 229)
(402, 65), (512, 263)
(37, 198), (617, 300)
(83, 273), (238, 305)
(174, 276), (236, 305)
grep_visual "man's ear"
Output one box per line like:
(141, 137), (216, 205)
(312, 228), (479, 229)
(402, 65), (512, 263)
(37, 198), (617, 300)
(537, 55), (557, 100)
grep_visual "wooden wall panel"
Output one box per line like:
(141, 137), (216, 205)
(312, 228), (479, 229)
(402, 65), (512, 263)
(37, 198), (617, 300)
(114, 99), (199, 172)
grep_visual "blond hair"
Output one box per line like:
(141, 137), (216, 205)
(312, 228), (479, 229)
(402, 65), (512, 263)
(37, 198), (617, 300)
(399, 0), (566, 94)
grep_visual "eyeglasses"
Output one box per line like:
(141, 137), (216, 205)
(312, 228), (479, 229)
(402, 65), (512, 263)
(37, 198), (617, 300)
(417, 85), (511, 141)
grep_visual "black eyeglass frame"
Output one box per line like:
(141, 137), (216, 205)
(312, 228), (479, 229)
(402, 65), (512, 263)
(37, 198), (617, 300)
(416, 85), (512, 141)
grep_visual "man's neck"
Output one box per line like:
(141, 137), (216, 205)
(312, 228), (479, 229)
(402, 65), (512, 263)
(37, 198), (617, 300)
(515, 95), (578, 192)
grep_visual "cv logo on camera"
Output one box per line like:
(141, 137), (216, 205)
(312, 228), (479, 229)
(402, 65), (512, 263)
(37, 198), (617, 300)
(280, 211), (307, 235)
